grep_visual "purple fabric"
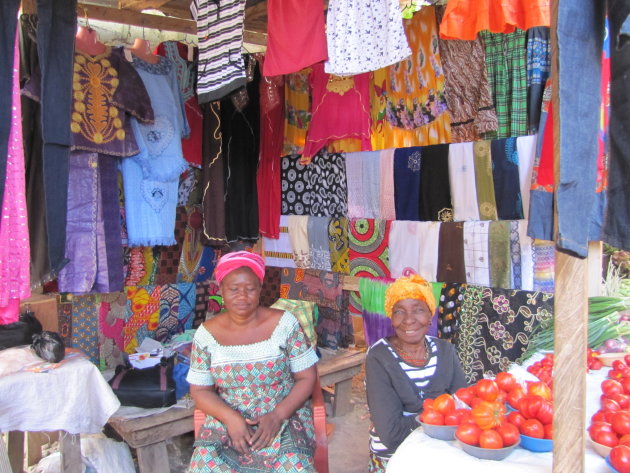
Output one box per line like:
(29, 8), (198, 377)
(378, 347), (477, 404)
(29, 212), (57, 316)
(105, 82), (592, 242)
(428, 310), (439, 337)
(98, 155), (124, 292)
(362, 310), (395, 347)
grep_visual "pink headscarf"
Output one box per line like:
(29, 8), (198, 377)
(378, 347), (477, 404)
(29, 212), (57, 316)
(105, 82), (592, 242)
(214, 251), (266, 285)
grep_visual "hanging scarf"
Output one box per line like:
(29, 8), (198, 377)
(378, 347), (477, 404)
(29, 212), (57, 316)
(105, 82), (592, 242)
(473, 140), (498, 220)
(463, 221), (490, 287)
(533, 239), (555, 293)
(419, 143), (453, 222)
(307, 151), (348, 217)
(288, 215), (311, 268)
(491, 138), (524, 220)
(307, 217), (332, 270)
(281, 154), (310, 215)
(516, 135), (537, 220)
(393, 147), (422, 221)
(328, 217), (350, 274)
(448, 142), (480, 221)
(436, 222), (466, 283)
(489, 220), (512, 288)
(437, 283), (466, 344)
(379, 148), (396, 220)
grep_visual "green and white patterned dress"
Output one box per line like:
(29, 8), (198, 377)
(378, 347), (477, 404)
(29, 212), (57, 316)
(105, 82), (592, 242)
(186, 311), (319, 473)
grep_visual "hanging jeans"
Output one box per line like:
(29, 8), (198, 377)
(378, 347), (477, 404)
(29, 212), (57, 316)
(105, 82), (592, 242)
(0, 0), (21, 218)
(603, 1), (630, 250)
(35, 0), (77, 274)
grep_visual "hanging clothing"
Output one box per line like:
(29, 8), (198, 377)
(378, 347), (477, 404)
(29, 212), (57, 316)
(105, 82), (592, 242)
(448, 143), (480, 221)
(156, 41), (203, 167)
(0, 29), (30, 322)
(388, 221), (440, 282)
(371, 7), (452, 150)
(282, 69), (311, 156)
(328, 217), (350, 274)
(473, 140), (498, 220)
(306, 151), (348, 218)
(491, 138), (524, 220)
(533, 239), (555, 292)
(288, 215), (311, 268)
(263, 0), (327, 76)
(194, 0), (247, 103)
(379, 148), (397, 220)
(325, 0), (411, 75)
(463, 221), (490, 287)
(488, 220), (512, 288)
(516, 134), (537, 220)
(346, 151), (381, 219)
(302, 62), (372, 158)
(436, 222), (465, 283)
(517, 219), (535, 291)
(307, 217), (332, 271)
(480, 29), (528, 139)
(438, 0), (550, 41)
(419, 144), (452, 222)
(435, 6), (498, 143)
(281, 154), (310, 215)
(526, 27), (551, 133)
(263, 216), (298, 268)
(393, 147), (421, 221)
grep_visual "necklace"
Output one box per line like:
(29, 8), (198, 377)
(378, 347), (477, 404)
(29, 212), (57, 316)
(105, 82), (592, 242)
(392, 338), (430, 365)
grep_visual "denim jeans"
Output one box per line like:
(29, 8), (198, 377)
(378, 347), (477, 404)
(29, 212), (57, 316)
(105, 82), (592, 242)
(35, 0), (77, 273)
(0, 0), (21, 219)
(602, 1), (630, 250)
(556, 0), (606, 257)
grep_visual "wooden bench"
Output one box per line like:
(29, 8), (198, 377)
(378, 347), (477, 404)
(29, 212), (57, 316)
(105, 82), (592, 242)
(107, 405), (195, 473)
(317, 348), (366, 417)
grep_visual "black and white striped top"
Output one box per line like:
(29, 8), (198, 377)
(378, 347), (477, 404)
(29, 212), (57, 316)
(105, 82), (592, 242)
(369, 337), (437, 457)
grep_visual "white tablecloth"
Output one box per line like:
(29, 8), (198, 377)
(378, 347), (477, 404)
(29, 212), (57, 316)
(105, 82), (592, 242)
(386, 365), (611, 473)
(0, 354), (120, 434)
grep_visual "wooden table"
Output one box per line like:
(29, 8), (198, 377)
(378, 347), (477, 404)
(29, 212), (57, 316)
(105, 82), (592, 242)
(317, 349), (366, 417)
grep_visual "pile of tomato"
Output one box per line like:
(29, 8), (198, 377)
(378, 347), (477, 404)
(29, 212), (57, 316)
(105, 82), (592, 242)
(526, 351), (602, 389)
(588, 357), (630, 472)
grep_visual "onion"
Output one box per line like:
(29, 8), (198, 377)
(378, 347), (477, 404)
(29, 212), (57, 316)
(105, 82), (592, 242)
(621, 313), (630, 323)
(604, 338), (625, 353)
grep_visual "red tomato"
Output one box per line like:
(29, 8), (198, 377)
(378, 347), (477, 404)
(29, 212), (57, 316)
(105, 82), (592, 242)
(475, 379), (500, 402)
(614, 394), (630, 409)
(455, 387), (474, 406)
(613, 360), (628, 371)
(420, 409), (444, 425)
(592, 430), (620, 448)
(544, 423), (553, 439)
(611, 444), (630, 473)
(456, 423), (482, 446)
(592, 410), (608, 423)
(610, 369), (625, 380)
(433, 393), (456, 415)
(521, 419), (545, 438)
(422, 399), (434, 411)
(471, 401), (506, 430)
(479, 429), (504, 449)
(603, 379), (625, 397)
(444, 409), (465, 426)
(507, 385), (526, 410)
(625, 355), (630, 366)
(589, 421), (616, 438)
(535, 400), (553, 425)
(496, 422), (520, 446)
(495, 372), (517, 393)
(619, 434), (630, 447)
(612, 411), (630, 436)
(527, 381), (552, 401)
(459, 410), (476, 425)
(470, 397), (484, 408)
(622, 378), (630, 396)
(602, 397), (623, 413)
(590, 359), (603, 371)
(507, 411), (526, 429)
(518, 395), (543, 420)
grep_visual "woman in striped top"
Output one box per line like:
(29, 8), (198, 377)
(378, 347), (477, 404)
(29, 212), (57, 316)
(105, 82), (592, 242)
(365, 275), (468, 473)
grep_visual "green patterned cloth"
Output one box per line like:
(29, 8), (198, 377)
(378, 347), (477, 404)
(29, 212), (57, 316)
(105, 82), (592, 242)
(481, 29), (528, 139)
(489, 220), (512, 288)
(473, 140), (498, 220)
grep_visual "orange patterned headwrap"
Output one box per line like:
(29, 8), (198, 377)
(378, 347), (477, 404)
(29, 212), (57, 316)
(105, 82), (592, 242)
(384, 274), (436, 318)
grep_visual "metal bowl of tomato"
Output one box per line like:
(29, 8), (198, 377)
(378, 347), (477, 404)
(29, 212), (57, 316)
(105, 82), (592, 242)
(457, 439), (520, 461)
(419, 421), (458, 441)
(519, 433), (553, 452)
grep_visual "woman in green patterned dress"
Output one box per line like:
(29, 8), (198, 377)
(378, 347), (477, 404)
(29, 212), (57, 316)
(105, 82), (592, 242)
(186, 251), (319, 472)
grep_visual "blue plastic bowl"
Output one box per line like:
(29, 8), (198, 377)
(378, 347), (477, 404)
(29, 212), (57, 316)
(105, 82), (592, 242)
(520, 434), (553, 452)
(606, 455), (620, 473)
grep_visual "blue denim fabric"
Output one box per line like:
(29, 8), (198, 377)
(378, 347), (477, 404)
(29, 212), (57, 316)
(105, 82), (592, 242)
(556, 0), (606, 257)
(602, 0), (630, 251)
(36, 0), (77, 273)
(0, 0), (21, 224)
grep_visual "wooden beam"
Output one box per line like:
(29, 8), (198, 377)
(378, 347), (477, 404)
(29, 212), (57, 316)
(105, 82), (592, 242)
(588, 241), (603, 296)
(243, 29), (267, 47)
(155, 6), (193, 19)
(77, 3), (196, 34)
(118, 0), (172, 11)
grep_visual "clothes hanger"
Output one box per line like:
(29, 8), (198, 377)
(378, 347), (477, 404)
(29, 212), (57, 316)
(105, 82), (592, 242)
(75, 7), (106, 56)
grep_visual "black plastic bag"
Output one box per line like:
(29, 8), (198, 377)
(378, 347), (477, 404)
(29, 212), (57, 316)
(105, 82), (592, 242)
(0, 311), (42, 350)
(32, 331), (65, 363)
(108, 355), (177, 408)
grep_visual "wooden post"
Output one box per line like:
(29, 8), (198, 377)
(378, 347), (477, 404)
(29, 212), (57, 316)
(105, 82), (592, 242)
(588, 241), (603, 297)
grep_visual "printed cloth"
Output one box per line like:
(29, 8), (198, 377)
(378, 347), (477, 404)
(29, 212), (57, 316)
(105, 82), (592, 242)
(194, 280), (223, 328)
(156, 206), (188, 285)
(325, 0), (410, 75)
(307, 217), (332, 271)
(328, 218), (350, 274)
(456, 285), (553, 383)
(517, 219), (535, 291)
(419, 144), (453, 222)
(263, 216), (298, 268)
(473, 140), (498, 220)
(282, 69), (311, 156)
(489, 220), (512, 288)
(349, 219), (391, 314)
(526, 27), (551, 133)
(177, 207), (207, 283)
(448, 142), (480, 221)
(178, 168), (197, 206)
(57, 300), (73, 349)
(510, 220), (522, 290)
(436, 222), (466, 283)
(280, 268), (306, 301)
(379, 148), (396, 220)
(463, 221), (490, 287)
(435, 5), (498, 142)
(533, 239), (555, 293)
(195, 246), (217, 283)
(316, 293), (354, 350)
(281, 155), (310, 215)
(388, 221), (440, 282)
(393, 147), (421, 221)
(516, 135), (537, 220)
(288, 216), (311, 268)
(302, 62), (371, 158)
(437, 283), (466, 344)
(302, 270), (344, 310)
(491, 138), (524, 220)
(178, 282), (197, 328)
(359, 277), (394, 347)
(306, 151), (348, 218)
(124, 285), (161, 353)
(270, 299), (318, 345)
(370, 7), (451, 150)
(138, 247), (160, 286)
(155, 284), (183, 342)
(186, 313), (318, 473)
(260, 266), (281, 308)
(480, 29), (528, 139)
(71, 294), (100, 365)
(99, 292), (126, 369)
(360, 151), (382, 219)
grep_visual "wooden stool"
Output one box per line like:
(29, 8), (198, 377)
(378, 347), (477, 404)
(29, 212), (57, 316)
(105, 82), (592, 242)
(317, 349), (366, 417)
(107, 405), (194, 473)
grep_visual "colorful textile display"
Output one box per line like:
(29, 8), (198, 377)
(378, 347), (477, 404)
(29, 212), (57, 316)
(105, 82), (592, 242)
(282, 69), (311, 156)
(302, 270), (344, 310)
(260, 266), (281, 308)
(71, 294), (100, 364)
(124, 285), (161, 353)
(437, 283), (466, 344)
(288, 216), (311, 268)
(177, 207), (206, 282)
(307, 217), (332, 270)
(156, 206), (188, 285)
(436, 222), (465, 283)
(480, 29), (528, 139)
(306, 151), (348, 217)
(195, 246), (217, 283)
(456, 285), (553, 383)
(194, 280), (222, 327)
(316, 293), (354, 349)
(370, 7), (451, 150)
(178, 281), (197, 328)
(99, 292), (126, 369)
(328, 217), (350, 274)
(138, 247), (160, 286)
(473, 140), (498, 220)
(155, 284), (182, 342)
(263, 216), (297, 268)
(419, 144), (453, 222)
(448, 143), (480, 221)
(489, 220), (512, 288)
(517, 219), (535, 291)
(516, 135), (536, 220)
(533, 239), (555, 293)
(463, 221), (490, 287)
(359, 277), (393, 347)
(526, 27), (551, 133)
(280, 268), (306, 301)
(509, 220), (522, 290)
(57, 300), (73, 348)
(435, 6), (498, 142)
(281, 155), (310, 215)
(491, 138), (524, 220)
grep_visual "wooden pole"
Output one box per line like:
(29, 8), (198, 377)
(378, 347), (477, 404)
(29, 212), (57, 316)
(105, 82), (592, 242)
(551, 0), (588, 471)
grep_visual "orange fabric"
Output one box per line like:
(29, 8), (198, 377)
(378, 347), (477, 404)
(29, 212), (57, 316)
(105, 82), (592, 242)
(439, 0), (550, 41)
(384, 274), (436, 318)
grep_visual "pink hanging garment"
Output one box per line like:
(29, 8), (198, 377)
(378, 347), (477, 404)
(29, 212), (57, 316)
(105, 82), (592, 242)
(0, 31), (31, 324)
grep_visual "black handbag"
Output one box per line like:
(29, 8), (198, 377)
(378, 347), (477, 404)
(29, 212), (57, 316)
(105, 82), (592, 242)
(0, 310), (42, 350)
(109, 355), (177, 408)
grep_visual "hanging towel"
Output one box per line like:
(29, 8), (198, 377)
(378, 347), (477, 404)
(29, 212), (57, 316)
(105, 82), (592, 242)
(379, 148), (396, 220)
(393, 147), (422, 221)
(533, 239), (555, 293)
(463, 221), (490, 287)
(491, 137), (524, 220)
(473, 140), (498, 220)
(288, 215), (311, 268)
(517, 219), (535, 291)
(436, 222), (466, 283)
(516, 135), (537, 220)
(489, 220), (512, 288)
(420, 143), (453, 222)
(448, 142), (480, 221)
(307, 216), (332, 271)
(263, 216), (297, 268)
(328, 217), (350, 274)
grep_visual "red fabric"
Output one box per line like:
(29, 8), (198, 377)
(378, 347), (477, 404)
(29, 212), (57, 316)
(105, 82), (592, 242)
(257, 67), (284, 239)
(302, 62), (372, 158)
(214, 251), (266, 285)
(537, 100), (554, 188)
(263, 0), (328, 77)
